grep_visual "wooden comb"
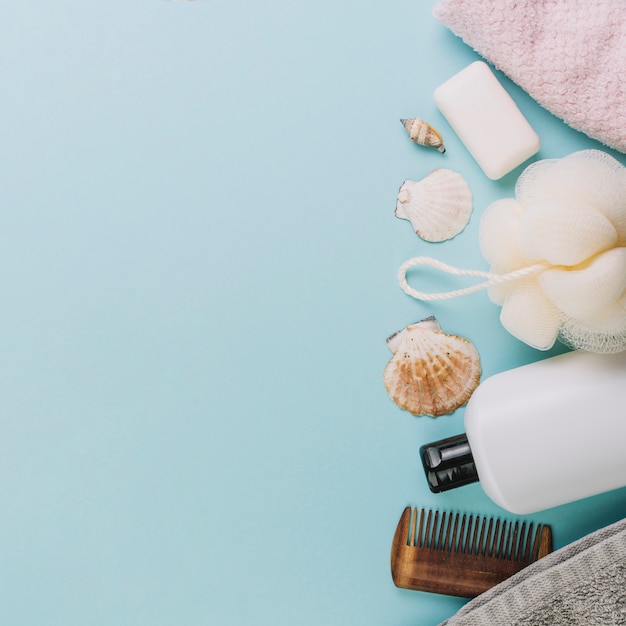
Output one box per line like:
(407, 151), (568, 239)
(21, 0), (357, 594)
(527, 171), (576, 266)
(391, 506), (552, 597)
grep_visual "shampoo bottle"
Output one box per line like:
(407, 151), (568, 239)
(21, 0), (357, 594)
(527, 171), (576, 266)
(420, 350), (626, 514)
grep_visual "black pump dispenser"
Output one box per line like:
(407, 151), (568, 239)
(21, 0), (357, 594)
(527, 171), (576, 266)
(420, 434), (479, 492)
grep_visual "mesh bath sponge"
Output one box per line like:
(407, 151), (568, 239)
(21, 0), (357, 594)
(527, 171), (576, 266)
(399, 150), (626, 353)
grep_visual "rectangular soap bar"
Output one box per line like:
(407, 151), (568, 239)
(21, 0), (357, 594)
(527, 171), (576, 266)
(434, 61), (540, 180)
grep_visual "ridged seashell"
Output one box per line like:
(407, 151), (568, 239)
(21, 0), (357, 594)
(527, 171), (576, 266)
(383, 316), (481, 417)
(401, 118), (445, 153)
(395, 169), (473, 242)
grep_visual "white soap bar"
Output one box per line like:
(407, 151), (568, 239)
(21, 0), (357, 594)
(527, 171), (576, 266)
(434, 61), (540, 180)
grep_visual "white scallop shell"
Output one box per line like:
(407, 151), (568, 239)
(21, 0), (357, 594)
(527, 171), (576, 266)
(401, 118), (446, 153)
(383, 316), (481, 417)
(395, 169), (473, 242)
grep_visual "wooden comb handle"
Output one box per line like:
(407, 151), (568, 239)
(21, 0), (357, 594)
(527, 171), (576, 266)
(391, 506), (553, 598)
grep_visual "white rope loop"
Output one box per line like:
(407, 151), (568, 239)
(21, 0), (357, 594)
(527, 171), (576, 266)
(398, 256), (550, 301)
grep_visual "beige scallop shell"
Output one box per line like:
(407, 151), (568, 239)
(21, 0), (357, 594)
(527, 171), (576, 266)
(395, 169), (473, 242)
(383, 316), (481, 417)
(401, 118), (445, 153)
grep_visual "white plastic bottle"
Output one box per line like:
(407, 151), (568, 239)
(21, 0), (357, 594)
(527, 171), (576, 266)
(420, 350), (626, 514)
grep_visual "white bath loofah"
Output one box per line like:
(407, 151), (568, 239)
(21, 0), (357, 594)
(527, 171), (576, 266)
(398, 150), (626, 353)
(516, 200), (617, 266)
(498, 278), (562, 351)
(538, 248), (626, 321)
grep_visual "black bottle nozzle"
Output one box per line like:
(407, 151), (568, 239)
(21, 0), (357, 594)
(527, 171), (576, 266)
(420, 434), (479, 493)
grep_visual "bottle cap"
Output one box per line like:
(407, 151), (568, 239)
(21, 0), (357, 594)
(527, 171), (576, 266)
(420, 434), (479, 492)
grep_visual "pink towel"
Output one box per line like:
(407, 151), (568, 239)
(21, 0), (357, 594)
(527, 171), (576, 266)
(433, 0), (626, 153)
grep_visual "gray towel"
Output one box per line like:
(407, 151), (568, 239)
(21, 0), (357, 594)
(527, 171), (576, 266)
(439, 517), (626, 625)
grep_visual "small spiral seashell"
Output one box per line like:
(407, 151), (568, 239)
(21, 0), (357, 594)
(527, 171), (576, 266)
(401, 118), (446, 153)
(395, 168), (473, 242)
(383, 316), (481, 417)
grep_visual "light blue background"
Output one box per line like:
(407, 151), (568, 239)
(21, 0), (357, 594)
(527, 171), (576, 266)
(1, 1), (625, 624)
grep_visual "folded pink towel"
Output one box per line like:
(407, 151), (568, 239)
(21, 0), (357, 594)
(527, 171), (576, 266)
(433, 0), (626, 153)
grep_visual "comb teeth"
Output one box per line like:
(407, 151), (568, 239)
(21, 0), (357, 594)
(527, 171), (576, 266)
(391, 506), (553, 597)
(405, 507), (547, 562)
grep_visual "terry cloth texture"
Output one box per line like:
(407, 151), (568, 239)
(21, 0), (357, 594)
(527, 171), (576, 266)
(438, 516), (626, 625)
(433, 0), (626, 153)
